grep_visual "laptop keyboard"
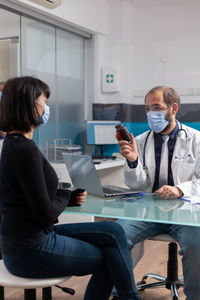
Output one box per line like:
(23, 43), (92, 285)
(103, 187), (128, 196)
(103, 186), (141, 196)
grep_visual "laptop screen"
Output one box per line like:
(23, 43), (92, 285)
(62, 153), (104, 196)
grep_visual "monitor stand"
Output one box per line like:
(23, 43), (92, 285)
(92, 145), (116, 160)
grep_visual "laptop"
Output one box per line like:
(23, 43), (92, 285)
(62, 153), (141, 197)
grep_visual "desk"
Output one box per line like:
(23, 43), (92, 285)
(65, 193), (200, 227)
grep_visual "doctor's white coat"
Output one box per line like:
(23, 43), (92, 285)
(124, 123), (200, 197)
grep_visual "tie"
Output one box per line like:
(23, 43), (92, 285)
(159, 135), (169, 188)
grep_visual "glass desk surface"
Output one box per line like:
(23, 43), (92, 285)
(65, 193), (200, 227)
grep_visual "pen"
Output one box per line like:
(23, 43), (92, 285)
(181, 197), (191, 203)
(137, 192), (155, 196)
(181, 197), (200, 205)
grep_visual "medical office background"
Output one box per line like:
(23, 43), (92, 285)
(0, 0), (200, 158)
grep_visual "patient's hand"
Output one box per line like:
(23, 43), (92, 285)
(155, 185), (183, 200)
(75, 190), (87, 206)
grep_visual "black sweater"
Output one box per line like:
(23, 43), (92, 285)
(0, 133), (75, 255)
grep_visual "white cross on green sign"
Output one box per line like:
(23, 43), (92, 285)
(106, 74), (114, 83)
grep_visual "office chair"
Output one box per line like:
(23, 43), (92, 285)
(0, 219), (74, 300)
(136, 234), (184, 300)
(0, 259), (75, 300)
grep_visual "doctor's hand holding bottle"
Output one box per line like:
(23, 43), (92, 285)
(116, 126), (138, 163)
(118, 133), (138, 162)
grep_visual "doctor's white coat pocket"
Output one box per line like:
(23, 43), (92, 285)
(177, 161), (196, 182)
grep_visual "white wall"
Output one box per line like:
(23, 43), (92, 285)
(93, 0), (200, 104)
(131, 0), (200, 104)
(8, 0), (200, 105)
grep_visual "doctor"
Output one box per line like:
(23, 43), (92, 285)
(116, 86), (200, 300)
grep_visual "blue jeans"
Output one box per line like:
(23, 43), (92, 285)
(117, 219), (200, 300)
(3, 221), (141, 300)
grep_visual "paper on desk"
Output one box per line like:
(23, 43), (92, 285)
(181, 175), (200, 204)
(181, 195), (200, 205)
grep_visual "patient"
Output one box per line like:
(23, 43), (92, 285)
(0, 76), (141, 300)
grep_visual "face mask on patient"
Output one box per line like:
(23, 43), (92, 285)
(42, 104), (50, 125)
(36, 101), (50, 125)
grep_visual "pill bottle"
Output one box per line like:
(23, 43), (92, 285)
(115, 124), (131, 142)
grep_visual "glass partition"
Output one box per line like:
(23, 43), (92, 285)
(55, 29), (85, 147)
(21, 16), (56, 149)
(0, 6), (86, 158)
(20, 17), (85, 156)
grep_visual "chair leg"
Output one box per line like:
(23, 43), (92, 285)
(171, 282), (179, 300)
(42, 287), (52, 300)
(137, 273), (166, 291)
(137, 279), (167, 290)
(0, 286), (4, 300)
(137, 242), (184, 298)
(142, 273), (166, 282)
(166, 242), (178, 285)
(166, 242), (184, 300)
(24, 289), (36, 300)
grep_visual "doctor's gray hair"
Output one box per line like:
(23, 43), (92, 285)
(145, 86), (181, 107)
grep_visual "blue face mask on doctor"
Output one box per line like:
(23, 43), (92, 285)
(147, 110), (169, 133)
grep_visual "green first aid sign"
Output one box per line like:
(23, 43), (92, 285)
(106, 74), (114, 83)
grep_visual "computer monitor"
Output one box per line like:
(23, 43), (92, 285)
(86, 120), (121, 157)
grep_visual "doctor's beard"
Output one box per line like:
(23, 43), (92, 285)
(161, 110), (173, 134)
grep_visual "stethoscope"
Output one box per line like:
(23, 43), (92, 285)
(143, 121), (188, 170)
